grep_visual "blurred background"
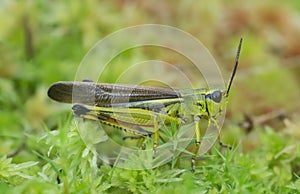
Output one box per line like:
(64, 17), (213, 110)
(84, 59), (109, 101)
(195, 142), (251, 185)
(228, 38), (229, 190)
(1, 0), (300, 190)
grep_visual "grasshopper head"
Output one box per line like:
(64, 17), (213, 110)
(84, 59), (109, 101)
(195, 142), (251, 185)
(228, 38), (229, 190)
(203, 38), (242, 118)
(203, 89), (227, 118)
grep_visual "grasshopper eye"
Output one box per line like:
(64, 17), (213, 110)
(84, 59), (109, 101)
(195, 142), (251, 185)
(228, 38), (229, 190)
(211, 90), (222, 103)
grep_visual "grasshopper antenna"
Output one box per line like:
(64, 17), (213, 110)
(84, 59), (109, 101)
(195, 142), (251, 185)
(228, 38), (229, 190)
(226, 38), (242, 97)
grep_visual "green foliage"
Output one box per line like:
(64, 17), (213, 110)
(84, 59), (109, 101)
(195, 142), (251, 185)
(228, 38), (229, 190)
(4, 119), (300, 193)
(0, 156), (38, 185)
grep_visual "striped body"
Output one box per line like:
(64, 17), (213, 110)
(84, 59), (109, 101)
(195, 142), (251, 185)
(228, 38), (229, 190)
(48, 81), (226, 136)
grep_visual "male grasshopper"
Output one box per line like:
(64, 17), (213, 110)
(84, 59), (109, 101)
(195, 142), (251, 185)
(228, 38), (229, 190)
(48, 38), (242, 171)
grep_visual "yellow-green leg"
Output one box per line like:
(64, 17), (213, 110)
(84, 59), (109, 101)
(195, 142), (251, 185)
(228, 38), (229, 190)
(212, 119), (232, 150)
(192, 116), (201, 172)
(153, 115), (159, 159)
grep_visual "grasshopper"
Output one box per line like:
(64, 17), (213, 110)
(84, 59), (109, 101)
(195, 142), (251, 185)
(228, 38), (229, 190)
(48, 38), (242, 171)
